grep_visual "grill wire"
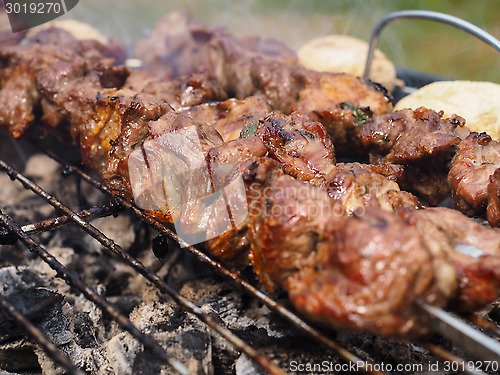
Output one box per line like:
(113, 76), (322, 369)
(0, 136), (498, 375)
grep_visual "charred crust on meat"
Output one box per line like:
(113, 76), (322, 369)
(267, 118), (293, 143)
(296, 129), (315, 139)
(363, 79), (393, 103)
(248, 160), (260, 170)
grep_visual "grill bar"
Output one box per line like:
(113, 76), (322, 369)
(0, 293), (86, 375)
(0, 208), (190, 375)
(20, 202), (121, 236)
(0, 158), (287, 375)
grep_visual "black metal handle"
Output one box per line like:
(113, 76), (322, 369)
(363, 10), (500, 81)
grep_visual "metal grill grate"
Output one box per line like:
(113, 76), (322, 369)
(0, 136), (499, 375)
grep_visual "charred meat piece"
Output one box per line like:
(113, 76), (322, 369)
(181, 95), (271, 142)
(296, 72), (393, 155)
(358, 107), (468, 204)
(37, 63), (130, 131)
(248, 176), (343, 289)
(0, 26), (125, 138)
(201, 138), (272, 264)
(257, 111), (336, 186)
(194, 31), (299, 104)
(0, 43), (80, 137)
(207, 136), (267, 165)
(27, 26), (126, 66)
(204, 157), (283, 266)
(327, 162), (423, 215)
(406, 207), (500, 312)
(67, 87), (168, 179)
(448, 132), (500, 220)
(142, 72), (228, 111)
(133, 11), (228, 80)
(287, 207), (448, 338)
(487, 168), (500, 227)
(126, 111), (224, 223)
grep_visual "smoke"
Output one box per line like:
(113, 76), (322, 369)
(54, 0), (500, 82)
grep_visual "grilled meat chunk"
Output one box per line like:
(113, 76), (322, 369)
(194, 30), (299, 104)
(142, 72), (228, 111)
(287, 207), (448, 338)
(133, 11), (228, 80)
(488, 168), (500, 227)
(257, 111), (337, 186)
(207, 136), (267, 165)
(205, 157), (283, 265)
(134, 10), (299, 108)
(406, 207), (500, 312)
(0, 44), (80, 137)
(181, 95), (271, 142)
(249, 177), (344, 289)
(358, 107), (468, 204)
(297, 73), (393, 155)
(327, 162), (423, 214)
(448, 132), (500, 222)
(0, 26), (125, 138)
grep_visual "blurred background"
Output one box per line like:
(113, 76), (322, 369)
(59, 0), (500, 83)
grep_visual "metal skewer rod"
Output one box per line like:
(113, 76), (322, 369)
(418, 301), (500, 364)
(363, 10), (500, 81)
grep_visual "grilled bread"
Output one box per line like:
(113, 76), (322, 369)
(395, 80), (500, 140)
(297, 34), (400, 91)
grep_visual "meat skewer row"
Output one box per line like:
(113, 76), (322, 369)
(1, 17), (500, 341)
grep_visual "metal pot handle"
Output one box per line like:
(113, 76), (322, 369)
(363, 10), (500, 81)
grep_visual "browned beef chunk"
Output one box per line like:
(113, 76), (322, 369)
(207, 136), (267, 165)
(204, 157), (283, 266)
(0, 44), (79, 137)
(249, 177), (344, 289)
(125, 110), (225, 224)
(133, 11), (228, 80)
(488, 168), (500, 227)
(257, 111), (336, 186)
(406, 207), (500, 312)
(0, 26), (126, 138)
(37, 63), (130, 131)
(448, 132), (500, 220)
(181, 95), (271, 142)
(27, 26), (126, 65)
(296, 72), (393, 155)
(142, 73), (228, 111)
(358, 107), (469, 205)
(70, 88), (168, 178)
(327, 162), (423, 214)
(286, 206), (447, 338)
(194, 32), (298, 101)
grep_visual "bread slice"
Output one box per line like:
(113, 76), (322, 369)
(395, 80), (500, 140)
(297, 34), (399, 91)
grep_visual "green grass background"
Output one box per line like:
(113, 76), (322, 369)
(62, 0), (500, 82)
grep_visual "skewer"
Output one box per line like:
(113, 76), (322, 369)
(418, 301), (500, 363)
(417, 243), (500, 364)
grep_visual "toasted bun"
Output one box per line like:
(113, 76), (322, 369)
(395, 80), (500, 140)
(26, 20), (108, 44)
(297, 35), (400, 91)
